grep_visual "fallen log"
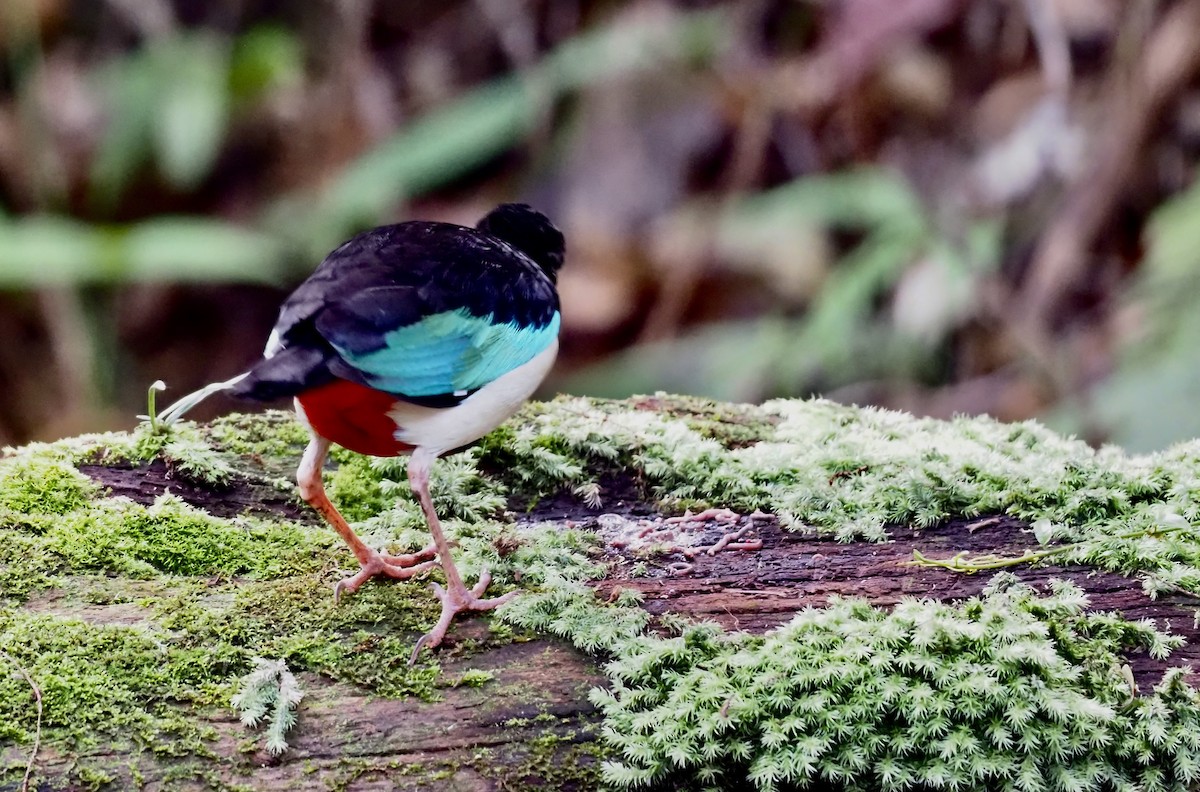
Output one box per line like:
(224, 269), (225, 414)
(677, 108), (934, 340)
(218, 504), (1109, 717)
(2, 396), (1200, 790)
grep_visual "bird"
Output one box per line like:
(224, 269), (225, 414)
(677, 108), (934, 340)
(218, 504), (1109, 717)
(157, 203), (564, 656)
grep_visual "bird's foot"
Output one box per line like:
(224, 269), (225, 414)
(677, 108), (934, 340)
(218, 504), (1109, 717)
(409, 571), (516, 664)
(334, 551), (440, 602)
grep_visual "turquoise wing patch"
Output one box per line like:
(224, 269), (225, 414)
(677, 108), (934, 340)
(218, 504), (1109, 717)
(331, 309), (560, 396)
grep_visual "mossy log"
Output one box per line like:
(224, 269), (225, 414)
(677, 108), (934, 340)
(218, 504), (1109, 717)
(3, 396), (1200, 791)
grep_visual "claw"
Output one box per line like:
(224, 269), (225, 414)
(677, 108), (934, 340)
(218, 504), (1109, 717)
(409, 570), (517, 665)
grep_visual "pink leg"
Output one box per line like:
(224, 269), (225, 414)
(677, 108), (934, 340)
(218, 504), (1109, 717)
(297, 437), (440, 600)
(407, 448), (516, 663)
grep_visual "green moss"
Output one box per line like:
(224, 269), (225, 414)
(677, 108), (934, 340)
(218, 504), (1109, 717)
(0, 610), (222, 751)
(0, 531), (60, 602)
(592, 576), (1200, 792)
(155, 573), (445, 700)
(452, 669), (495, 688)
(0, 455), (98, 525)
(70, 764), (115, 791)
(0, 455), (99, 602)
(631, 393), (779, 448)
(46, 494), (327, 579)
(203, 409), (310, 461)
(326, 453), (389, 522)
(325, 756), (455, 792)
(484, 725), (606, 791)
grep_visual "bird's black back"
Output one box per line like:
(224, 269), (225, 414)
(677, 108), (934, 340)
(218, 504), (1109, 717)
(230, 205), (564, 406)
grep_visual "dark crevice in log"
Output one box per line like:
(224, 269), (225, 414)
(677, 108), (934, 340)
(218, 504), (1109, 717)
(80, 459), (308, 521)
(515, 472), (653, 523)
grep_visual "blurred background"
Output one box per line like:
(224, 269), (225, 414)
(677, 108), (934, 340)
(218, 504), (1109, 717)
(1, 0), (1199, 452)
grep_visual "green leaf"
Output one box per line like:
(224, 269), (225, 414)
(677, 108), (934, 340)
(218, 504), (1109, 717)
(0, 215), (286, 288)
(121, 217), (286, 283)
(723, 168), (928, 232)
(0, 215), (103, 287)
(150, 33), (232, 190)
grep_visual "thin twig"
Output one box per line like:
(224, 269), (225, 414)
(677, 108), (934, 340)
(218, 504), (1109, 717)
(905, 525), (1192, 573)
(1, 650), (43, 792)
(965, 516), (1004, 532)
(1018, 0), (1200, 326)
(1022, 0), (1071, 99)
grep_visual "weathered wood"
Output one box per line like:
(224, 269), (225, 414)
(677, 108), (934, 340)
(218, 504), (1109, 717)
(79, 460), (306, 521)
(8, 631), (603, 791)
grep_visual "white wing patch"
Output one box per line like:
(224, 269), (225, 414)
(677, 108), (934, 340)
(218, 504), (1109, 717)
(264, 329), (283, 359)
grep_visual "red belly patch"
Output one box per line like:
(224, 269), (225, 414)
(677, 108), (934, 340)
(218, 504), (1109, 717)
(297, 379), (414, 457)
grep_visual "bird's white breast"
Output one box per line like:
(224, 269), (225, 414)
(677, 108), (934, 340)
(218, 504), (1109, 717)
(387, 340), (558, 455)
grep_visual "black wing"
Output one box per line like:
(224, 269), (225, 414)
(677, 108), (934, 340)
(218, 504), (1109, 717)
(230, 220), (558, 404)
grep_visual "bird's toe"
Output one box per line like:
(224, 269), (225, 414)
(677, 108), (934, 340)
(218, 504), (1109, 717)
(334, 554), (440, 603)
(381, 543), (439, 567)
(410, 573), (519, 663)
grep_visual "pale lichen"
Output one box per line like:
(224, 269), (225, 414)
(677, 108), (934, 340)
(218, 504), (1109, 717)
(592, 576), (1200, 791)
(231, 658), (304, 756)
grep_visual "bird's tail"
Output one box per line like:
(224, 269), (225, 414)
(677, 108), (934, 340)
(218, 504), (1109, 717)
(156, 372), (250, 426)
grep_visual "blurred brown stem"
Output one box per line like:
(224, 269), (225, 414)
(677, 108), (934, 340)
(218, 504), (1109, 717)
(1018, 0), (1200, 329)
(38, 287), (98, 420)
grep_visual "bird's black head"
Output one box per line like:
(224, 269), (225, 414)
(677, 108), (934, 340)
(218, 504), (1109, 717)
(476, 203), (565, 282)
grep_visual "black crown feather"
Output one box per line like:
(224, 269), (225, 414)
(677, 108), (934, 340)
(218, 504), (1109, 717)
(476, 203), (565, 281)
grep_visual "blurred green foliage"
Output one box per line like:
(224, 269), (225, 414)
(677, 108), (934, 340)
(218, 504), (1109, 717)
(0, 215), (286, 286)
(1092, 179), (1200, 451)
(270, 8), (726, 258)
(0, 0), (1197, 450)
(569, 169), (1000, 402)
(3, 8), (726, 282)
(92, 32), (231, 200)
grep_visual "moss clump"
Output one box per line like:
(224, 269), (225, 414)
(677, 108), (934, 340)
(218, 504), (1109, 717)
(202, 409), (310, 463)
(630, 393), (779, 448)
(591, 576), (1200, 792)
(0, 454), (98, 601)
(156, 573), (445, 700)
(46, 493), (326, 579)
(0, 532), (60, 602)
(484, 726), (606, 791)
(494, 520), (1200, 792)
(364, 450), (508, 524)
(0, 455), (98, 526)
(326, 453), (390, 522)
(0, 611), (221, 751)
